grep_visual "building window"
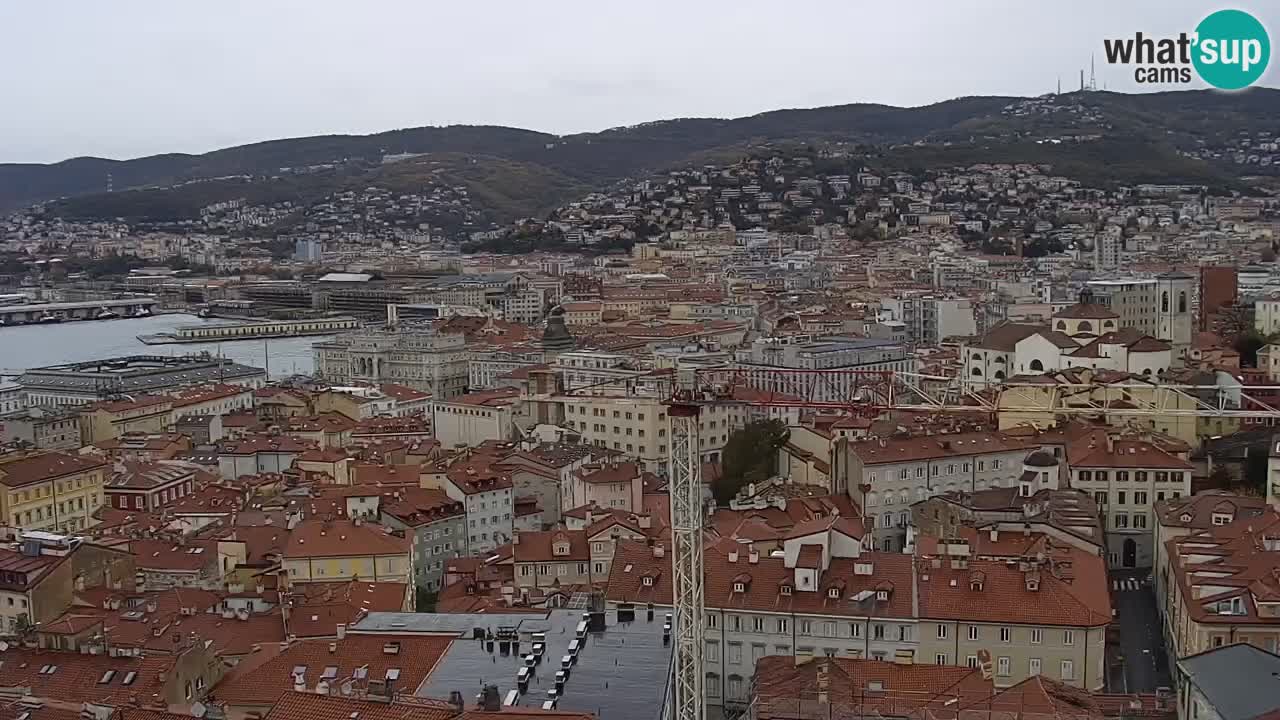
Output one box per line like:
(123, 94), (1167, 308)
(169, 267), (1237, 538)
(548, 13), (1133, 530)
(937, 624), (948, 639)
(1031, 628), (1043, 644)
(1061, 660), (1075, 680)
(967, 625), (979, 641)
(997, 656), (1011, 677)
(1029, 658), (1042, 676)
(1063, 629), (1074, 646)
(706, 640), (720, 662)
(935, 654), (948, 665)
(1000, 627), (1011, 643)
(727, 643), (742, 665)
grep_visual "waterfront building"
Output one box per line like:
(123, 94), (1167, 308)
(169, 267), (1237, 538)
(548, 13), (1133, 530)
(17, 354), (266, 406)
(313, 327), (468, 399)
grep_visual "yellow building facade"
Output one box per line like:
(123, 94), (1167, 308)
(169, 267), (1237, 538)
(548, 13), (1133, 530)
(0, 451), (108, 533)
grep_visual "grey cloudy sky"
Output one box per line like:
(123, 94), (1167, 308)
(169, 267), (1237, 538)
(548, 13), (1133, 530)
(1, 0), (1275, 164)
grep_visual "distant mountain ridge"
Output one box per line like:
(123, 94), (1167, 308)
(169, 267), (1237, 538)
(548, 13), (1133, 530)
(4, 88), (1279, 216)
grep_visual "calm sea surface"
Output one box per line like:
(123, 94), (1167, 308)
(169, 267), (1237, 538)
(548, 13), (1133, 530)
(0, 314), (323, 378)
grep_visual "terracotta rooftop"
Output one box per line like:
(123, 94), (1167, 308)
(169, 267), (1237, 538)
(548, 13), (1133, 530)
(213, 634), (453, 706)
(848, 432), (1035, 465)
(1053, 302), (1119, 320)
(0, 646), (177, 706)
(916, 545), (1111, 627)
(265, 691), (457, 720)
(0, 451), (108, 488)
(283, 519), (411, 559)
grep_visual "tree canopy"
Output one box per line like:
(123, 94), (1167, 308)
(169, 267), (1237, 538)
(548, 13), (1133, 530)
(713, 419), (791, 504)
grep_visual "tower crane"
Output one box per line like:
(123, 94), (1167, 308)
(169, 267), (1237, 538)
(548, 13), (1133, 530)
(663, 366), (1280, 720)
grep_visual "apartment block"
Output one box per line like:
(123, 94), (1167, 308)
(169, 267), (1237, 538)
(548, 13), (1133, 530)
(845, 432), (1035, 551)
(0, 450), (108, 533)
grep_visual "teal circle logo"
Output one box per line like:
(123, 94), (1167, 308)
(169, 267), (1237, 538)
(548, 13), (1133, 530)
(1192, 9), (1270, 90)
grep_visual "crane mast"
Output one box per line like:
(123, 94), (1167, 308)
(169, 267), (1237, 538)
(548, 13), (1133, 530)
(667, 401), (706, 720)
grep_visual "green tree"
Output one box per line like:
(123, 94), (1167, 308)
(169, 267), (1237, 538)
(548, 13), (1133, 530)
(1233, 329), (1277, 368)
(714, 419), (791, 504)
(1244, 447), (1269, 496)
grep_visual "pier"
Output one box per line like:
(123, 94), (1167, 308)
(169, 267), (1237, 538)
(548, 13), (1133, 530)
(136, 316), (360, 344)
(0, 298), (157, 325)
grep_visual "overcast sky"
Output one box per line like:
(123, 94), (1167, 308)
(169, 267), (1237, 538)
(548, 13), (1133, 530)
(1, 0), (1276, 164)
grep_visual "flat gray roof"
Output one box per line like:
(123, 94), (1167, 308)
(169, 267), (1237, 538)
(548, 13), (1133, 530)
(1178, 642), (1280, 719)
(355, 609), (671, 720)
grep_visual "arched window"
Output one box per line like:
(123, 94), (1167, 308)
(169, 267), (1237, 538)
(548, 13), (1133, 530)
(1078, 320), (1092, 332)
(994, 370), (1005, 380)
(971, 353), (982, 362)
(971, 367), (983, 376)
(1056, 321), (1066, 330)
(1030, 359), (1044, 371)
(1161, 291), (1169, 312)
(994, 356), (1006, 364)
(1142, 368), (1151, 375)
(1104, 320), (1115, 329)
(727, 674), (745, 700)
(1178, 291), (1187, 313)
(706, 673), (721, 698)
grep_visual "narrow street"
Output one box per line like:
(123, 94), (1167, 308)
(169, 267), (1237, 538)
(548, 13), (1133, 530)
(1107, 570), (1172, 694)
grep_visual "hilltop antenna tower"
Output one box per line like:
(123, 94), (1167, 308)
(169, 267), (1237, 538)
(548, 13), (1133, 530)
(1089, 55), (1097, 91)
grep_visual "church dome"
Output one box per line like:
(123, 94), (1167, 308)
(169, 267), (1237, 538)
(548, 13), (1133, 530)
(541, 305), (574, 352)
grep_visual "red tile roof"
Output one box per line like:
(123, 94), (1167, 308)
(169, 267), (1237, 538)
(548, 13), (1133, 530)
(753, 656), (991, 720)
(513, 530), (590, 563)
(916, 546), (1111, 627)
(1053, 303), (1119, 320)
(0, 451), (108, 488)
(607, 541), (915, 618)
(379, 383), (433, 402)
(286, 581), (408, 637)
(848, 432), (1035, 465)
(213, 634), (453, 706)
(265, 691), (457, 720)
(167, 383), (251, 408)
(0, 646), (176, 706)
(283, 519), (411, 559)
